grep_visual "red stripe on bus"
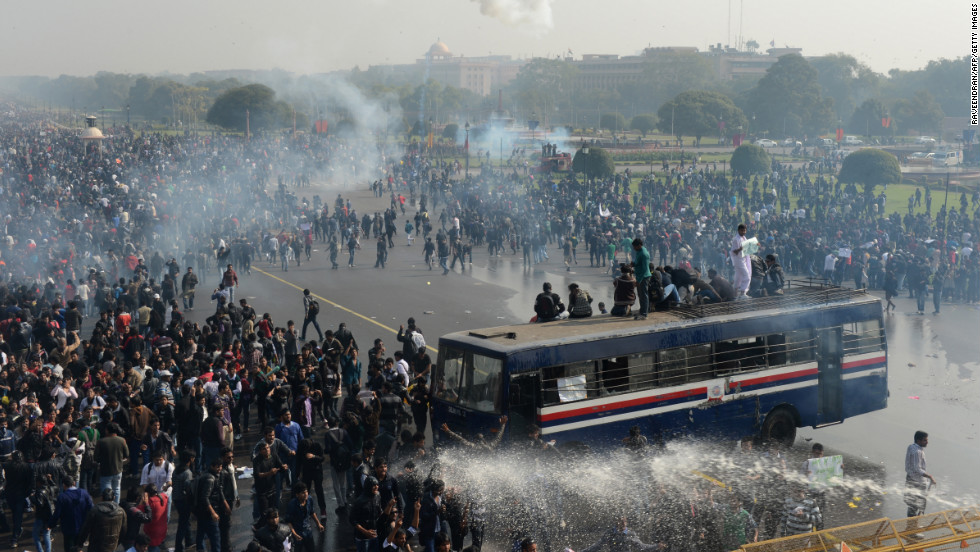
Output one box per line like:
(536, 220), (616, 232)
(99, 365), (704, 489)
(730, 367), (818, 389)
(842, 356), (886, 370)
(538, 387), (706, 422)
(536, 358), (884, 424)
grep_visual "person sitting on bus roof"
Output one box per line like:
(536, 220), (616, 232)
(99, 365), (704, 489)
(690, 269), (722, 304)
(567, 284), (593, 318)
(664, 265), (695, 302)
(762, 255), (786, 296)
(707, 269), (738, 302)
(533, 283), (565, 322)
(611, 265), (636, 317)
(653, 267), (681, 310)
(748, 255), (768, 297)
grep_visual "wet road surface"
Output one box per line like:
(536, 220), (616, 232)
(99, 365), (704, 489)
(52, 180), (978, 552)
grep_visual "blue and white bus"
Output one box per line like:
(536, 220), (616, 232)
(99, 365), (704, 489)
(430, 282), (887, 450)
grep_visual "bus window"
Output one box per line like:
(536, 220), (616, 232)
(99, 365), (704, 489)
(435, 346), (464, 403)
(658, 348), (688, 386)
(715, 337), (767, 375)
(767, 334), (787, 366)
(685, 344), (714, 382)
(785, 328), (815, 364)
(628, 353), (656, 392)
(541, 366), (562, 406)
(458, 354), (503, 413)
(600, 356), (630, 395)
(540, 361), (598, 405)
(844, 319), (883, 355)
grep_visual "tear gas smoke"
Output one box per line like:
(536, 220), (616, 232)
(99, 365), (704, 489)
(471, 0), (554, 33)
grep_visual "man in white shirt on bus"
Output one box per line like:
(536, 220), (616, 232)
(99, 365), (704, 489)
(730, 224), (751, 297)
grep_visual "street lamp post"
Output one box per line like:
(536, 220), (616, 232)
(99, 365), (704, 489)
(464, 121), (470, 177)
(581, 139), (590, 182)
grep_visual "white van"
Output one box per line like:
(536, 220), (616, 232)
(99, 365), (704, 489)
(932, 150), (960, 167)
(842, 136), (863, 146)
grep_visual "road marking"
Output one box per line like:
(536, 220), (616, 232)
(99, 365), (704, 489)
(251, 266), (438, 353)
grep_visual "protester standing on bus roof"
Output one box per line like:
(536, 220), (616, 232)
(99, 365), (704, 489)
(731, 224), (751, 298)
(631, 239), (652, 320)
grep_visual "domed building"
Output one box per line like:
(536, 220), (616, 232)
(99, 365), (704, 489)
(366, 39), (525, 97)
(427, 40), (452, 59)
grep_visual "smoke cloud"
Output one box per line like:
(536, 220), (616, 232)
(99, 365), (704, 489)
(471, 0), (554, 32)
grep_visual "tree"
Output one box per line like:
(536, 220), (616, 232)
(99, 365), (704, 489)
(730, 144), (771, 175)
(893, 90), (944, 135)
(884, 57), (968, 119)
(744, 54), (835, 137)
(837, 148), (901, 196)
(637, 51), (719, 111)
(629, 114), (658, 137)
(572, 146), (614, 179)
(442, 123), (459, 141)
(206, 84), (296, 132)
(848, 99), (894, 137)
(600, 112), (627, 132)
(810, 54), (881, 125)
(745, 40), (760, 52)
(657, 90), (747, 146)
(507, 58), (576, 121)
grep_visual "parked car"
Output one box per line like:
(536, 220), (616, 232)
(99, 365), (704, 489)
(915, 136), (937, 145)
(781, 138), (802, 147)
(907, 152), (934, 164)
(755, 139), (777, 148)
(818, 138), (836, 148)
(843, 136), (863, 146)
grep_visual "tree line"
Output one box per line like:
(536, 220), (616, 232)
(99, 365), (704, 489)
(0, 51), (965, 138)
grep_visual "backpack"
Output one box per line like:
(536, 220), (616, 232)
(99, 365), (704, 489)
(535, 294), (557, 319)
(30, 481), (59, 523)
(227, 305), (243, 327)
(178, 469), (197, 505)
(326, 430), (351, 472)
(308, 301), (320, 316)
(61, 448), (81, 479)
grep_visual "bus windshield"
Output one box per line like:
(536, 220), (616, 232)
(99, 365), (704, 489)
(435, 347), (503, 414)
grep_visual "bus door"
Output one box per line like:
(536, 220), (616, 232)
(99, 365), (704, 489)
(816, 327), (844, 426)
(509, 373), (540, 438)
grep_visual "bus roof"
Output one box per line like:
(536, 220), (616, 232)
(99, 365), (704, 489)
(440, 282), (879, 356)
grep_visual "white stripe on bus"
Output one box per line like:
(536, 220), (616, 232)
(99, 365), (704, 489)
(542, 380), (818, 434)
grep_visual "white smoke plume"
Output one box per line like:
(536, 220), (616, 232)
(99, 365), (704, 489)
(471, 0), (554, 32)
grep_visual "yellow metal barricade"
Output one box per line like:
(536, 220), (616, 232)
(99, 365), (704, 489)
(738, 506), (980, 552)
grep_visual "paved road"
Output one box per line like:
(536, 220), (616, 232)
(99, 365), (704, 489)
(51, 178), (976, 552)
(220, 180), (979, 530)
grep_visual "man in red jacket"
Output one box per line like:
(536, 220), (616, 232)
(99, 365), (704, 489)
(221, 265), (238, 303)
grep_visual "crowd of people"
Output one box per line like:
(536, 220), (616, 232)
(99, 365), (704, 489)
(0, 100), (974, 552)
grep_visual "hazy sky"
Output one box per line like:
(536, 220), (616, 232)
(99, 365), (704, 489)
(1, 0), (969, 77)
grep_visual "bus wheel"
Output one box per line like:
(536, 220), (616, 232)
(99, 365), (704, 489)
(761, 407), (797, 445)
